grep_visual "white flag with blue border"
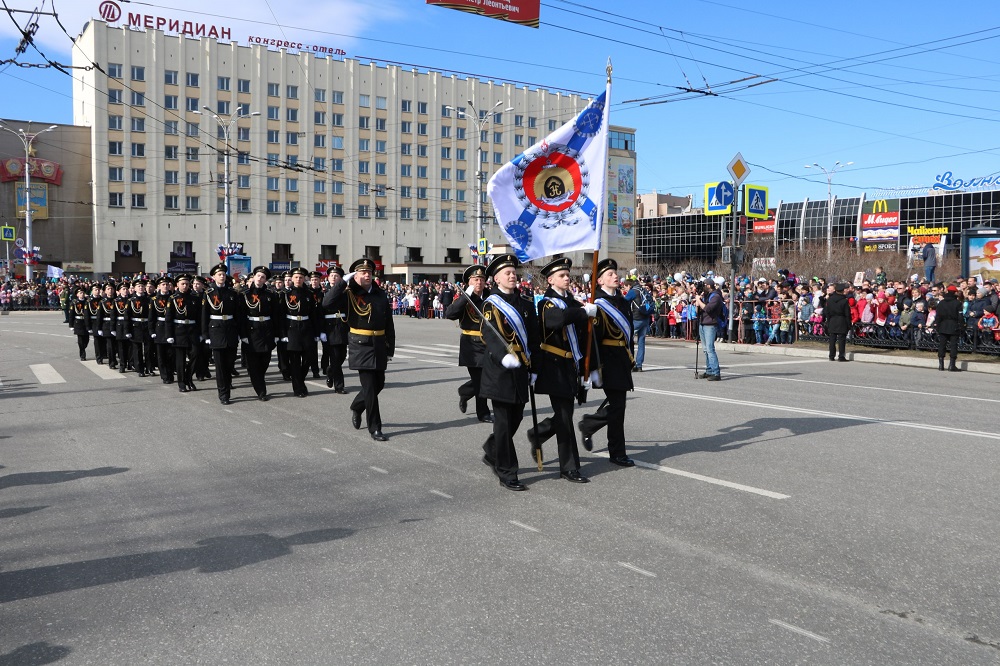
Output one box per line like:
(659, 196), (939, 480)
(487, 81), (610, 262)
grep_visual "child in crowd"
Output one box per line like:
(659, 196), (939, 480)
(753, 304), (768, 344)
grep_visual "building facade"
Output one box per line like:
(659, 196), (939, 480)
(73, 20), (634, 279)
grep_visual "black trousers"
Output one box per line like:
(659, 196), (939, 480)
(828, 332), (847, 360)
(352, 369), (385, 432)
(76, 333), (89, 359)
(103, 334), (117, 367)
(196, 339), (211, 378)
(156, 344), (174, 381)
(130, 337), (147, 373)
(938, 333), (960, 363)
(305, 338), (319, 375)
(579, 389), (628, 460)
(147, 340), (158, 370)
(244, 346), (271, 397)
(94, 334), (106, 361)
(276, 340), (289, 379)
(321, 343), (330, 373)
(287, 350), (308, 396)
(529, 395), (580, 473)
(115, 336), (130, 370)
(484, 400), (525, 482)
(175, 341), (199, 387)
(458, 366), (490, 419)
(212, 347), (236, 401)
(325, 343), (347, 390)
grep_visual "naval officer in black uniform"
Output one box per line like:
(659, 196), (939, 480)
(202, 263), (242, 405)
(240, 265), (278, 400)
(320, 265), (350, 393)
(445, 264), (492, 422)
(165, 274), (201, 392)
(279, 266), (320, 398)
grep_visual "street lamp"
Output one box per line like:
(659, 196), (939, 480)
(446, 100), (512, 265)
(0, 121), (58, 283)
(805, 160), (853, 261)
(195, 108), (260, 248)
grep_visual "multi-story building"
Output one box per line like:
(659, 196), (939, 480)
(73, 19), (636, 279)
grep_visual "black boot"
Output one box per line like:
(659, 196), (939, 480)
(938, 357), (945, 371)
(949, 362), (962, 372)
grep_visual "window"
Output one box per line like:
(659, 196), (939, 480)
(331, 181), (344, 194)
(494, 151), (503, 165)
(131, 117), (145, 132)
(375, 205), (386, 219)
(186, 97), (199, 112)
(165, 70), (177, 85)
(164, 120), (178, 135)
(131, 66), (144, 81)
(359, 183), (369, 196)
(401, 143), (412, 156)
(332, 90), (344, 104)
(417, 123), (428, 136)
(359, 138), (370, 152)
(237, 103), (250, 116)
(287, 85), (298, 99)
(528, 116), (537, 129)
(441, 105), (453, 118)
(456, 148), (466, 161)
(217, 100), (230, 115)
(165, 171), (178, 184)
(288, 155), (299, 166)
(186, 147), (199, 161)
(514, 134), (523, 147)
(186, 172), (199, 185)
(456, 189), (466, 202)
(108, 114), (123, 130)
(417, 208), (428, 221)
(314, 157), (326, 171)
(286, 132), (298, 145)
(287, 108), (298, 122)
(238, 78), (250, 93)
(185, 196), (200, 210)
(441, 209), (451, 222)
(548, 119), (558, 131)
(186, 122), (199, 137)
(400, 186), (411, 198)
(457, 169), (466, 181)
(315, 134), (326, 148)
(185, 72), (199, 87)
(401, 121), (412, 134)
(108, 63), (122, 78)
(417, 166), (427, 179)
(331, 158), (343, 171)
(401, 99), (412, 112)
(441, 188), (451, 200)
(267, 106), (279, 120)
(400, 164), (412, 178)
(457, 127), (465, 140)
(267, 177), (279, 191)
(108, 89), (122, 105)
(314, 180), (326, 193)
(457, 210), (466, 222)
(441, 126), (451, 138)
(131, 168), (145, 183)
(441, 168), (451, 180)
(109, 167), (123, 182)
(359, 94), (370, 108)
(376, 96), (387, 110)
(417, 101), (428, 114)
(400, 207), (411, 220)
(267, 200), (280, 213)
(358, 161), (369, 174)
(217, 76), (230, 91)
(331, 203), (344, 217)
(441, 147), (451, 159)
(132, 193), (146, 208)
(237, 198), (250, 213)
(528, 136), (536, 146)
(331, 136), (343, 150)
(267, 153), (279, 166)
(237, 127), (250, 141)
(165, 145), (178, 160)
(331, 113), (344, 127)
(417, 144), (428, 157)
(314, 202), (326, 216)
(359, 116), (370, 130)
(514, 114), (523, 127)
(358, 204), (369, 218)
(375, 162), (386, 175)
(237, 152), (250, 165)
(481, 130), (488, 143)
(165, 195), (178, 210)
(314, 88), (326, 102)
(493, 132), (502, 143)
(286, 178), (298, 192)
(416, 187), (427, 199)
(315, 111), (326, 125)
(164, 95), (177, 110)
(376, 118), (386, 132)
(375, 140), (386, 153)
(493, 112), (503, 124)
(109, 192), (124, 207)
(237, 175), (250, 188)
(286, 200), (298, 214)
(216, 197), (225, 213)
(131, 143), (145, 157)
(266, 82), (279, 97)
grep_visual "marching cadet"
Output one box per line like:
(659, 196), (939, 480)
(88, 284), (104, 363)
(191, 275), (212, 381)
(275, 271), (291, 381)
(96, 283), (118, 369)
(113, 282), (131, 372)
(445, 264), (492, 422)
(240, 265), (278, 401)
(127, 279), (152, 377)
(306, 271), (325, 379)
(202, 264), (241, 405)
(479, 254), (539, 492)
(165, 274), (201, 393)
(144, 279), (159, 375)
(320, 265), (350, 393)
(527, 257), (598, 484)
(69, 285), (91, 361)
(150, 277), (175, 384)
(279, 267), (319, 398)
(579, 258), (635, 467)
(328, 257), (395, 441)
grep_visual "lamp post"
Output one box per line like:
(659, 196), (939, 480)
(195, 108), (259, 248)
(0, 121), (57, 283)
(447, 100), (512, 265)
(805, 160), (853, 261)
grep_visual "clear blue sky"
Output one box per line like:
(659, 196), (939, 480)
(2, 0), (999, 206)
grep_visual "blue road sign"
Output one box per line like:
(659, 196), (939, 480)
(705, 181), (734, 216)
(744, 184), (769, 219)
(0, 226), (14, 242)
(716, 181), (734, 207)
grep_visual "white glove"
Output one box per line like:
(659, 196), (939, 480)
(582, 379), (592, 390)
(241, 337), (249, 344)
(583, 302), (598, 317)
(530, 372), (538, 387)
(320, 333), (328, 342)
(274, 337), (279, 343)
(151, 333), (156, 338)
(166, 337), (174, 343)
(281, 337), (289, 343)
(589, 370), (602, 388)
(110, 331), (116, 336)
(501, 353), (521, 369)
(97, 330), (103, 336)
(125, 333), (132, 339)
(344, 271), (356, 283)
(465, 286), (475, 296)
(205, 339), (211, 345)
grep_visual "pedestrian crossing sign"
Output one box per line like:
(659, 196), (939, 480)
(744, 184), (769, 219)
(704, 182), (733, 217)
(1, 226), (14, 242)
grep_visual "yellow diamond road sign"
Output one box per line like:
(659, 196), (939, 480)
(728, 152), (750, 187)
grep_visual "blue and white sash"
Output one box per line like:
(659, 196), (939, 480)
(596, 297), (631, 337)
(543, 297), (583, 364)
(485, 294), (531, 360)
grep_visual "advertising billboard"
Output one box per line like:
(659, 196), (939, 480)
(426, 0), (540, 28)
(860, 198), (900, 253)
(606, 155), (635, 254)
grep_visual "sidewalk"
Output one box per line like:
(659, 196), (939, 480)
(646, 336), (1000, 375)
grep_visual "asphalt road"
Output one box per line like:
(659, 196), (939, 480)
(2, 311), (998, 665)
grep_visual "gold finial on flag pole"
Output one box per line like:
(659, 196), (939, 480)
(606, 58), (612, 83)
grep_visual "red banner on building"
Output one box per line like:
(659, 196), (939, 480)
(426, 0), (540, 28)
(0, 157), (64, 186)
(752, 208), (777, 234)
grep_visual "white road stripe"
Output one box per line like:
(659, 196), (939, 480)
(393, 346), (453, 357)
(430, 489), (453, 499)
(391, 354), (415, 359)
(370, 466), (389, 474)
(224, 408), (234, 414)
(509, 520), (539, 533)
(430, 343), (460, 350)
(251, 420), (262, 425)
(768, 619), (831, 644)
(321, 448), (336, 454)
(29, 364), (65, 384)
(730, 371), (1000, 404)
(283, 433), (296, 439)
(617, 562), (657, 577)
(636, 386), (1000, 441)
(200, 399), (210, 404)
(80, 360), (125, 380)
(642, 360), (826, 372)
(306, 381), (331, 390)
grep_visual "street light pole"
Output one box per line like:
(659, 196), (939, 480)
(0, 121), (57, 283)
(805, 160), (853, 261)
(196, 108), (259, 248)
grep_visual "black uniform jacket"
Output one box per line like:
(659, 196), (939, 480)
(823, 292), (853, 335)
(70, 298), (91, 335)
(934, 294), (965, 335)
(149, 293), (172, 341)
(113, 296), (130, 339)
(534, 287), (592, 399)
(240, 286), (277, 353)
(328, 277), (395, 371)
(480, 288), (539, 405)
(593, 287), (634, 392)
(320, 286), (349, 345)
(165, 290), (201, 347)
(96, 297), (116, 336)
(127, 294), (152, 341)
(444, 288), (488, 367)
(202, 285), (241, 349)
(278, 286), (319, 353)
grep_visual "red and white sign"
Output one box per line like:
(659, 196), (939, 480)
(751, 208), (777, 234)
(99, 0), (121, 22)
(426, 0), (540, 28)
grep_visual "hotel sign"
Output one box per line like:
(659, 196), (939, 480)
(427, 0), (540, 28)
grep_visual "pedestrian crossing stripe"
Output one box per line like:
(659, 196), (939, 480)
(29, 364), (65, 384)
(81, 360), (126, 380)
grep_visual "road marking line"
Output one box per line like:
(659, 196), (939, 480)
(430, 343), (460, 350)
(80, 360), (125, 380)
(283, 433), (296, 439)
(509, 520), (539, 533)
(370, 466), (389, 474)
(400, 357), (453, 366)
(321, 448), (336, 454)
(590, 450), (789, 500)
(768, 619), (830, 644)
(730, 371), (1000, 404)
(29, 364), (65, 384)
(306, 381), (331, 390)
(430, 489), (453, 499)
(635, 386), (1000, 441)
(251, 420), (262, 425)
(200, 399), (210, 404)
(618, 562), (657, 577)
(391, 354), (415, 359)
(393, 346), (453, 357)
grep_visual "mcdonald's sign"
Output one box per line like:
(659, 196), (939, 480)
(861, 198), (900, 253)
